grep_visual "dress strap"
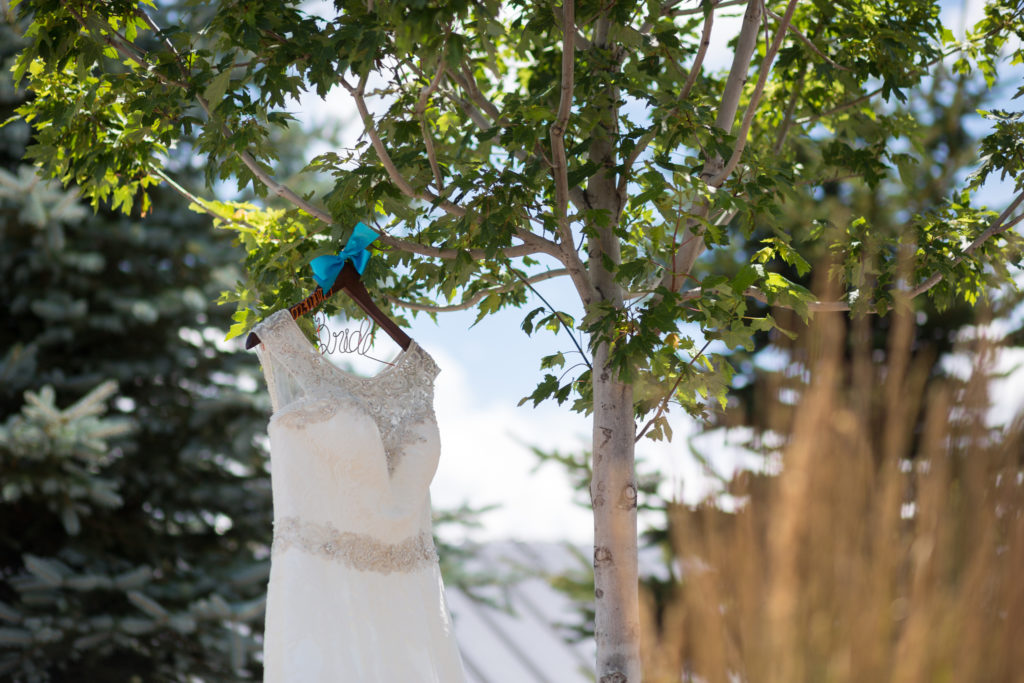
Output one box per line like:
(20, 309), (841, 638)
(253, 310), (334, 412)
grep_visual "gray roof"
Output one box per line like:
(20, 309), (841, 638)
(448, 541), (595, 683)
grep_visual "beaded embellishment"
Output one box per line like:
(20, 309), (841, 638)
(272, 516), (437, 574)
(254, 309), (439, 473)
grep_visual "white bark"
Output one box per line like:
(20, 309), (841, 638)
(584, 20), (641, 674)
(591, 341), (640, 682)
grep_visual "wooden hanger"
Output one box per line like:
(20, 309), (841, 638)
(245, 261), (411, 351)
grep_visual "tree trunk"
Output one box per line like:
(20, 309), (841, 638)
(591, 342), (640, 682)
(586, 66), (639, 678)
(584, 11), (639, 678)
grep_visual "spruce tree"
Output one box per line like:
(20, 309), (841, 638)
(0, 24), (272, 680)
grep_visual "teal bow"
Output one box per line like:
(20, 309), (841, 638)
(309, 222), (379, 291)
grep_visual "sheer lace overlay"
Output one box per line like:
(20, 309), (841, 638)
(272, 516), (437, 574)
(255, 309), (439, 473)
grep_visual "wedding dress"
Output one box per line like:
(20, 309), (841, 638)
(253, 309), (467, 682)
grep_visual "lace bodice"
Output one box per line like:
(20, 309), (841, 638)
(253, 309), (438, 473)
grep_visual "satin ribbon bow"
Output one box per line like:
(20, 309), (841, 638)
(309, 222), (379, 292)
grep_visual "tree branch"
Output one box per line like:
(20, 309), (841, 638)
(669, 0), (747, 17)
(680, 6), (715, 102)
(73, 4), (338, 228)
(712, 0), (764, 140)
(616, 6), (715, 198)
(151, 167), (262, 234)
(343, 74), (468, 218)
(64, 5), (187, 90)
(635, 337), (714, 442)
(511, 267), (592, 371)
(416, 48), (448, 195)
(772, 65), (806, 155)
(373, 232), (551, 260)
(385, 268), (570, 312)
(442, 61), (589, 213)
(709, 0), (799, 186)
(798, 33), (1000, 125)
(545, 1), (598, 306)
(909, 192), (1024, 300)
(663, 0), (763, 289)
(551, 0), (576, 250)
(764, 6), (850, 72)
(666, 192), (1024, 314)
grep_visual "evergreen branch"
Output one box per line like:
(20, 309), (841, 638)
(384, 268), (570, 312)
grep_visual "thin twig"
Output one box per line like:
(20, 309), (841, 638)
(764, 6), (851, 72)
(385, 268), (570, 312)
(511, 268), (592, 371)
(442, 60), (589, 212)
(63, 5), (186, 90)
(616, 6), (715, 198)
(152, 167), (262, 234)
(800, 31), (1001, 124)
(635, 337), (715, 441)
(772, 66), (806, 155)
(374, 232), (554, 261)
(132, 6), (338, 226)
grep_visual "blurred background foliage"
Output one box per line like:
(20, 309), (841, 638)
(0, 20), (274, 679)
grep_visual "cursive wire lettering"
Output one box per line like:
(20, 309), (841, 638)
(314, 313), (375, 357)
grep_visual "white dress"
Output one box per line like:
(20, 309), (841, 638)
(253, 310), (467, 682)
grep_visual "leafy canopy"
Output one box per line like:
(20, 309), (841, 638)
(9, 0), (1024, 432)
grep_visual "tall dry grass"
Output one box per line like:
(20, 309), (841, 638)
(641, 307), (1024, 682)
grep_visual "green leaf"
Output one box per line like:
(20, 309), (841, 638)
(732, 264), (761, 294)
(203, 68), (233, 110)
